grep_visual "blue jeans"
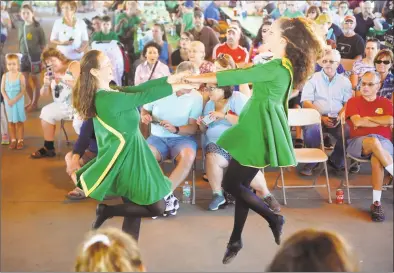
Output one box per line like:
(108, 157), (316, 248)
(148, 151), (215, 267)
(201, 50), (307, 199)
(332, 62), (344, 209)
(303, 123), (349, 168)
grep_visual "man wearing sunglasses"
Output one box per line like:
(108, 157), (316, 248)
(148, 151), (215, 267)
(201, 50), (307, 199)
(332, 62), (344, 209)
(346, 71), (393, 222)
(300, 49), (353, 176)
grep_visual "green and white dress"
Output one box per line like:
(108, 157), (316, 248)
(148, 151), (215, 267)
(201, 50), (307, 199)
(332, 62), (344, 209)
(76, 77), (172, 205)
(216, 58), (297, 168)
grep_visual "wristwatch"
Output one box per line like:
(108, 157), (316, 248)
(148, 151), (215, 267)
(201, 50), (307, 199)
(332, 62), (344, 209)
(174, 126), (180, 134)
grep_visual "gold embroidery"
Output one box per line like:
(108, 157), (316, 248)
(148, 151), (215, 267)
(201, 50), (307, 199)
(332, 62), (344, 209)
(80, 116), (126, 197)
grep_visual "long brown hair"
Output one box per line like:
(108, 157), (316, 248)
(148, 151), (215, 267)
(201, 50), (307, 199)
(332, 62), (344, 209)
(72, 50), (101, 120)
(75, 227), (144, 272)
(278, 17), (324, 89)
(266, 229), (359, 272)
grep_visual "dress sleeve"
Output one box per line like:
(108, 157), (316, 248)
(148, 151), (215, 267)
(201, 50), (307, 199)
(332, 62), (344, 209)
(97, 77), (173, 111)
(216, 60), (280, 86)
(72, 119), (94, 157)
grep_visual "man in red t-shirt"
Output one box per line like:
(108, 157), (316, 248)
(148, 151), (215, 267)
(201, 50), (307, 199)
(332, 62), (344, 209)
(212, 25), (249, 65)
(346, 71), (393, 222)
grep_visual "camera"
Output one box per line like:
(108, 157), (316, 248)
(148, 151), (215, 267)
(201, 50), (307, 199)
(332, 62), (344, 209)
(46, 65), (53, 77)
(202, 115), (215, 126)
(54, 84), (63, 98)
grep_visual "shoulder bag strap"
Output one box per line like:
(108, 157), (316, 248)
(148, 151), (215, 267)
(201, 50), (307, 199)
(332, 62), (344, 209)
(148, 61), (159, 81)
(23, 24), (33, 64)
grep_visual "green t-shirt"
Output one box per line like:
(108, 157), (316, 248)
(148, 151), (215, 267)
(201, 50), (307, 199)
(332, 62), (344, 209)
(92, 31), (119, 42)
(116, 13), (141, 37)
(182, 12), (194, 32)
(18, 23), (47, 58)
(283, 10), (304, 18)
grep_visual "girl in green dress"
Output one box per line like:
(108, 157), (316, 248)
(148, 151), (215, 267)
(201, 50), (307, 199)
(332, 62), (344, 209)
(185, 17), (324, 264)
(71, 49), (197, 240)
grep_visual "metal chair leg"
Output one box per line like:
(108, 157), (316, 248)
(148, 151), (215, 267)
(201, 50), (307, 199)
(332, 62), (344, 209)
(192, 160), (196, 205)
(323, 162), (332, 203)
(61, 120), (70, 144)
(344, 158), (351, 204)
(280, 167), (287, 205)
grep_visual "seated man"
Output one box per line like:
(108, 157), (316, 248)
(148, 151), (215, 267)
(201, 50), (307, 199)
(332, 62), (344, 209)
(346, 71), (393, 222)
(300, 49), (353, 176)
(141, 61), (203, 215)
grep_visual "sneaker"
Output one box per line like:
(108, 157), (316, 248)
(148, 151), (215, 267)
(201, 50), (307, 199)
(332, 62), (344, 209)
(163, 194), (179, 217)
(324, 135), (334, 150)
(1, 135), (9, 145)
(370, 201), (385, 222)
(263, 194), (281, 213)
(349, 161), (361, 174)
(208, 194), (226, 211)
(224, 191), (236, 205)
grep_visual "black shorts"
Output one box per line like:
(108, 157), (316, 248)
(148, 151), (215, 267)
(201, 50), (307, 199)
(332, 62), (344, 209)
(20, 54), (42, 74)
(288, 92), (302, 108)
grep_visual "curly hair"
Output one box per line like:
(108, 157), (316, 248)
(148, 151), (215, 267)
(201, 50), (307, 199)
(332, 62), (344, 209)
(41, 47), (71, 65)
(72, 50), (101, 119)
(75, 227), (144, 272)
(278, 17), (324, 89)
(142, 41), (162, 58)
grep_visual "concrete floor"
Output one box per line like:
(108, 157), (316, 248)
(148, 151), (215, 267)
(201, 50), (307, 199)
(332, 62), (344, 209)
(1, 9), (393, 272)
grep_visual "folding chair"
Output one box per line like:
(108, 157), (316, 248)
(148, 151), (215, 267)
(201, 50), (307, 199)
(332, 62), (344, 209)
(161, 159), (197, 205)
(57, 118), (73, 156)
(274, 108), (332, 205)
(340, 113), (393, 204)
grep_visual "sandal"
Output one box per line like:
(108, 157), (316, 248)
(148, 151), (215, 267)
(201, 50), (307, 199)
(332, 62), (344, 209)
(9, 140), (17, 150)
(202, 173), (209, 182)
(31, 147), (56, 159)
(66, 188), (86, 200)
(294, 138), (304, 149)
(16, 139), (24, 150)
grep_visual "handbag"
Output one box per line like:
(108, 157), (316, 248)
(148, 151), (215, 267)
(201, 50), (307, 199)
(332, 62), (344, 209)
(23, 24), (41, 74)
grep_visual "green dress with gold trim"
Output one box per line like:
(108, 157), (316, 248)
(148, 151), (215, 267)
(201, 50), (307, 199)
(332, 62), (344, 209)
(75, 77), (173, 205)
(216, 58), (297, 168)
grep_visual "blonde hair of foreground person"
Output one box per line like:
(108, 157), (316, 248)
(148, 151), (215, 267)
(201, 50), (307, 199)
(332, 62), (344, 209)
(266, 229), (359, 272)
(75, 227), (145, 272)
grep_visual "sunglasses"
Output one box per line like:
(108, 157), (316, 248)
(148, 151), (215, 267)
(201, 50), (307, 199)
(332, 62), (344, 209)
(375, 60), (391, 65)
(322, 60), (337, 64)
(361, 81), (380, 87)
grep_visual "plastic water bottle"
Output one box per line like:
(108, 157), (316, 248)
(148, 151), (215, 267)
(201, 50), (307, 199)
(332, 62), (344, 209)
(137, 28), (143, 52)
(182, 181), (191, 203)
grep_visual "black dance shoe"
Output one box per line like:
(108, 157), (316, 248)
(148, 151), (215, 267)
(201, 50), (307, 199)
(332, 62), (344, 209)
(92, 204), (112, 229)
(222, 240), (243, 264)
(269, 215), (285, 245)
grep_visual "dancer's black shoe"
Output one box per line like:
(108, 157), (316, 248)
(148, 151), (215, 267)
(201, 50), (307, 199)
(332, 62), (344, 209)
(222, 240), (243, 264)
(92, 204), (112, 229)
(269, 214), (285, 245)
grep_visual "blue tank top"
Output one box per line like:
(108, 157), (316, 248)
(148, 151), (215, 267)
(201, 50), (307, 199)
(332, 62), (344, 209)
(159, 41), (169, 65)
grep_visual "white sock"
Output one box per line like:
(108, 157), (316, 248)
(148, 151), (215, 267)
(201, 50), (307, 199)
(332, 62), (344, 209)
(385, 163), (393, 176)
(372, 190), (382, 203)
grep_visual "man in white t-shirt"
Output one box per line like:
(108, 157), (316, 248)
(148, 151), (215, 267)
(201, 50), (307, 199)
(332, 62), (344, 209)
(140, 62), (203, 215)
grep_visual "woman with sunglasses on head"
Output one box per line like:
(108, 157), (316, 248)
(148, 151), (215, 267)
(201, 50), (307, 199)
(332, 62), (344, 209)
(249, 20), (273, 63)
(30, 47), (81, 159)
(184, 17), (324, 264)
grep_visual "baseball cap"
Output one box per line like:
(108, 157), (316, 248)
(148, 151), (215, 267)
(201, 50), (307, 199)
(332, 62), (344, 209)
(344, 15), (356, 23)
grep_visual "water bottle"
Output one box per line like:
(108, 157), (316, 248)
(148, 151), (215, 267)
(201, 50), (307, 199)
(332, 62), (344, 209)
(182, 181), (191, 203)
(137, 28), (143, 52)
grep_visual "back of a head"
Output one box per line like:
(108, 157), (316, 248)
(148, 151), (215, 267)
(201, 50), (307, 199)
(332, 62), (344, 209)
(75, 227), (144, 272)
(176, 61), (199, 75)
(266, 229), (358, 272)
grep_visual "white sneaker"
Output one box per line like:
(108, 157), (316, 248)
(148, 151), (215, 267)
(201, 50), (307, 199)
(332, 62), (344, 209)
(163, 194), (179, 217)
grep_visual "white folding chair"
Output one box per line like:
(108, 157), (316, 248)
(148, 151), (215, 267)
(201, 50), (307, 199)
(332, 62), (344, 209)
(161, 159), (197, 205)
(340, 113), (393, 204)
(274, 109), (332, 205)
